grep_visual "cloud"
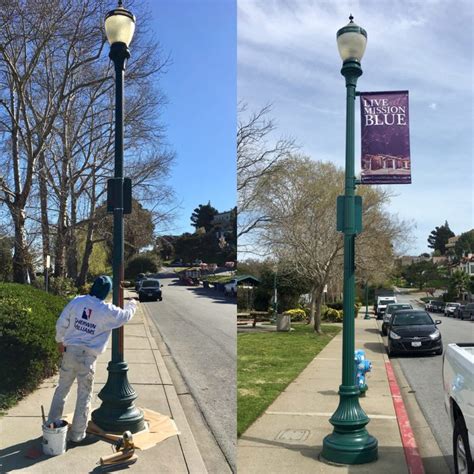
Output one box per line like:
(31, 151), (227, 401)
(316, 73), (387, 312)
(238, 0), (473, 254)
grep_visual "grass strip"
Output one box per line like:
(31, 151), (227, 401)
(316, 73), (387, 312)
(237, 323), (341, 436)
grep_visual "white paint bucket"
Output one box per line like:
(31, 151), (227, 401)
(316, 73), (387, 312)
(42, 420), (68, 456)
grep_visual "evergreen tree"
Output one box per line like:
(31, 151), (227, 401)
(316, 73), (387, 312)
(190, 202), (218, 232)
(427, 221), (455, 255)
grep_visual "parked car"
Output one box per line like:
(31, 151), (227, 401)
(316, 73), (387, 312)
(454, 305), (466, 319)
(444, 302), (461, 317)
(224, 279), (237, 296)
(382, 303), (413, 336)
(138, 278), (163, 302)
(460, 303), (474, 321)
(376, 296), (397, 320)
(443, 343), (474, 474)
(425, 300), (445, 313)
(135, 273), (146, 292)
(387, 310), (443, 357)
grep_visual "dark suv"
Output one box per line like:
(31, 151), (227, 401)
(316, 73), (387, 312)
(460, 303), (474, 321)
(138, 279), (163, 302)
(425, 300), (445, 313)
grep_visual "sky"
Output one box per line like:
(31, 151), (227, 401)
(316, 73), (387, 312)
(238, 0), (473, 255)
(144, 0), (236, 235)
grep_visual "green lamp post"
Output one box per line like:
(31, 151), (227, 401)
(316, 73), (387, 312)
(364, 281), (370, 319)
(321, 15), (378, 464)
(91, 1), (145, 434)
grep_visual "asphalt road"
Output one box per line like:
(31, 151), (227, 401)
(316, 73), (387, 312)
(138, 273), (236, 470)
(387, 292), (473, 473)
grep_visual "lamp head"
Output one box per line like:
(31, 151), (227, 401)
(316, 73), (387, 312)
(105, 1), (136, 47)
(336, 14), (367, 63)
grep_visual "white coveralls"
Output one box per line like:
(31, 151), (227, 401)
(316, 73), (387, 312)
(48, 294), (137, 442)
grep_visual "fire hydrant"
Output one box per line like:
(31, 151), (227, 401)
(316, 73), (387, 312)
(355, 350), (372, 396)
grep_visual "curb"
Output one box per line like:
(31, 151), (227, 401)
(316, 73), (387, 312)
(138, 300), (208, 473)
(385, 361), (425, 474)
(370, 317), (425, 474)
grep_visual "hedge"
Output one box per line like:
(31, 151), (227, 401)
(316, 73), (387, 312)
(0, 283), (68, 410)
(282, 309), (306, 321)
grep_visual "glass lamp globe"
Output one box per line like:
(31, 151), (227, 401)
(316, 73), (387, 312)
(336, 15), (367, 62)
(105, 3), (136, 47)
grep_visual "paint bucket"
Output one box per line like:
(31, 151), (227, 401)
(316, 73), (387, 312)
(42, 420), (68, 456)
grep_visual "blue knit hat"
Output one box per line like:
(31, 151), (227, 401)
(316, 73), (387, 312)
(90, 276), (112, 300)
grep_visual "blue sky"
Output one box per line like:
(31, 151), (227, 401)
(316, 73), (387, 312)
(146, 0), (236, 235)
(238, 0), (473, 255)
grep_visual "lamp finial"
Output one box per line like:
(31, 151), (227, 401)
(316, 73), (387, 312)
(349, 14), (354, 23)
(118, 0), (123, 7)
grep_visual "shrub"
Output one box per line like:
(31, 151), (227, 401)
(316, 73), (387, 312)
(0, 283), (68, 410)
(322, 308), (343, 322)
(78, 282), (92, 295)
(282, 308), (307, 321)
(327, 302), (343, 311)
(125, 254), (159, 279)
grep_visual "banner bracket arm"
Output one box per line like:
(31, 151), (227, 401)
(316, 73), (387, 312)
(355, 91), (361, 96)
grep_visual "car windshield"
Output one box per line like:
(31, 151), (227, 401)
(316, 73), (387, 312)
(141, 280), (159, 288)
(382, 300), (396, 305)
(446, 303), (458, 308)
(392, 311), (433, 326)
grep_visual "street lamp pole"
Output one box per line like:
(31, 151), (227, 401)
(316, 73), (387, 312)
(364, 280), (370, 319)
(91, 1), (145, 434)
(321, 15), (378, 464)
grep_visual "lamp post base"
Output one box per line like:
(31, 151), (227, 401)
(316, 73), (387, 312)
(91, 361), (145, 433)
(364, 312), (371, 320)
(321, 384), (378, 464)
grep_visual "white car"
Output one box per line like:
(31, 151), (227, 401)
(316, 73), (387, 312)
(224, 279), (237, 295)
(445, 302), (461, 317)
(443, 343), (474, 473)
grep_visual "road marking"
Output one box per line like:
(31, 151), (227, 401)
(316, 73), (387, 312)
(265, 411), (396, 420)
(385, 360), (425, 474)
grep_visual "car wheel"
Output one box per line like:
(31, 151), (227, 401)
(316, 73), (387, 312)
(387, 343), (395, 357)
(435, 347), (443, 356)
(159, 296), (163, 301)
(382, 326), (387, 336)
(138, 296), (144, 302)
(453, 417), (473, 474)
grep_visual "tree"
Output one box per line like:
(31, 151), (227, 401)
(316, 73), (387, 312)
(401, 261), (443, 290)
(125, 253), (160, 279)
(190, 202), (218, 232)
(255, 155), (410, 333)
(0, 0), (174, 284)
(448, 270), (470, 300)
(454, 230), (474, 260)
(427, 221), (455, 255)
(0, 235), (13, 281)
(237, 103), (297, 243)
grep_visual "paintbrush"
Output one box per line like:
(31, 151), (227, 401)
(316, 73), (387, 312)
(41, 405), (46, 426)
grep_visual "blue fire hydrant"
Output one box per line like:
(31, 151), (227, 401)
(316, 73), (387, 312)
(355, 350), (372, 396)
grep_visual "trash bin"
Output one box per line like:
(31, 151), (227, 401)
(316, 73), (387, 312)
(276, 314), (290, 332)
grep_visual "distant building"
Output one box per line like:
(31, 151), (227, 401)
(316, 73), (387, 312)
(398, 255), (430, 267)
(460, 254), (474, 277)
(212, 211), (233, 231)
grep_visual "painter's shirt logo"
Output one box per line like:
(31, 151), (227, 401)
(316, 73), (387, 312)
(74, 307), (96, 335)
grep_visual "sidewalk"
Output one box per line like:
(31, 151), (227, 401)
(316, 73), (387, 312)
(0, 295), (207, 473)
(237, 316), (414, 473)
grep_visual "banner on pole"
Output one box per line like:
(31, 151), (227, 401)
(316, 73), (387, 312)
(360, 91), (411, 184)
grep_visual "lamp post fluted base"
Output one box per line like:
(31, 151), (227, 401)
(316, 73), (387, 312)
(321, 385), (378, 464)
(91, 361), (145, 433)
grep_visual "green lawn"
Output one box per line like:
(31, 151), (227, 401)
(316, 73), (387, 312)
(238, 324), (341, 436)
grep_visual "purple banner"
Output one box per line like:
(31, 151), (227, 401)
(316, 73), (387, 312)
(360, 91), (411, 184)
